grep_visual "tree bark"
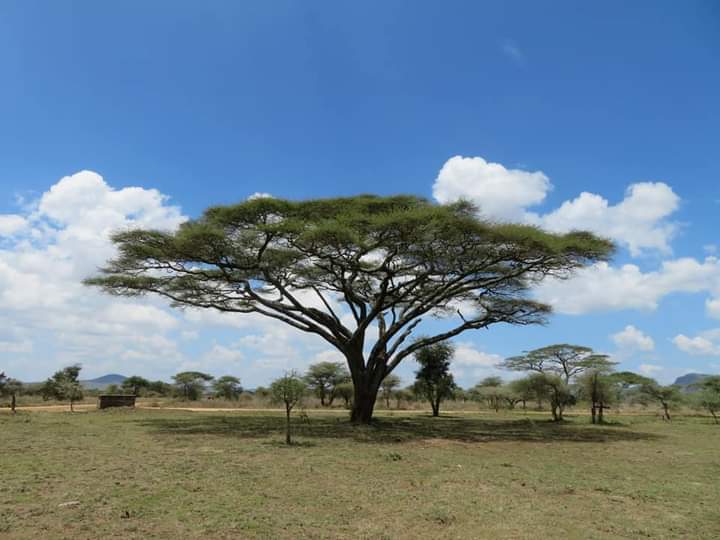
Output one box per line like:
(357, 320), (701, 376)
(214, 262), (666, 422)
(662, 403), (671, 421)
(285, 405), (292, 445)
(351, 387), (378, 423)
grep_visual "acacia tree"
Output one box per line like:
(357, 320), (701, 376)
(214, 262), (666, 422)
(470, 376), (505, 412)
(270, 372), (307, 445)
(0, 373), (22, 413)
(44, 365), (84, 412)
(122, 376), (151, 396)
(86, 195), (613, 423)
(693, 376), (720, 424)
(529, 373), (574, 421)
(380, 373), (402, 408)
(213, 375), (243, 400)
(502, 344), (615, 383)
(413, 342), (456, 416)
(637, 382), (682, 421)
(304, 361), (350, 406)
(173, 371), (214, 400)
(578, 370), (616, 424)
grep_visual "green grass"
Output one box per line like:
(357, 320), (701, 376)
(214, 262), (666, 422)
(1, 409), (719, 539)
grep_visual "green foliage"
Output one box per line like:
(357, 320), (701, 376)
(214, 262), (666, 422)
(147, 380), (174, 396)
(213, 375), (243, 400)
(270, 372), (307, 444)
(86, 194), (614, 423)
(43, 365), (84, 411)
(526, 373), (575, 421)
(334, 382), (354, 409)
(122, 376), (151, 396)
(413, 342), (457, 416)
(173, 371), (214, 401)
(0, 372), (22, 412)
(304, 361), (350, 406)
(608, 371), (654, 389)
(691, 376), (720, 424)
(380, 373), (402, 408)
(502, 344), (616, 383)
(577, 370), (618, 424)
(636, 382), (683, 421)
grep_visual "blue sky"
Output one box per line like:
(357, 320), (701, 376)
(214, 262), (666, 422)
(0, 1), (719, 386)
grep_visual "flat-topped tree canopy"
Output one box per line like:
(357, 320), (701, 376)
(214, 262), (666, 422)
(502, 344), (617, 383)
(86, 194), (614, 423)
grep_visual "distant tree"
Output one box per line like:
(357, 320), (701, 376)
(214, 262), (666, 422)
(380, 374), (402, 409)
(334, 382), (354, 409)
(394, 388), (413, 409)
(502, 344), (615, 383)
(578, 370), (617, 424)
(509, 377), (539, 410)
(105, 384), (121, 394)
(478, 376), (502, 388)
(147, 380), (174, 396)
(304, 362), (350, 406)
(637, 382), (682, 421)
(0, 373), (22, 414)
(469, 378), (506, 412)
(500, 385), (523, 410)
(528, 373), (574, 421)
(44, 365), (84, 412)
(608, 371), (654, 389)
(254, 386), (271, 399)
(213, 375), (243, 400)
(122, 376), (151, 396)
(691, 376), (720, 424)
(173, 371), (214, 401)
(270, 372), (307, 445)
(87, 195), (613, 424)
(413, 342), (457, 416)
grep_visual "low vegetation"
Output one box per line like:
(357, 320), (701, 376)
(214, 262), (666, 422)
(1, 408), (718, 539)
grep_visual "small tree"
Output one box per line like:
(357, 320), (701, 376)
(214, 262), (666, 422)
(637, 382), (682, 421)
(413, 342), (456, 417)
(578, 370), (616, 424)
(529, 373), (574, 421)
(44, 365), (84, 412)
(0, 373), (22, 414)
(334, 382), (354, 409)
(394, 388), (413, 409)
(693, 376), (720, 424)
(509, 377), (538, 410)
(469, 378), (506, 412)
(173, 371), (214, 401)
(502, 344), (615, 383)
(213, 375), (243, 400)
(380, 374), (402, 409)
(122, 376), (151, 396)
(304, 362), (350, 406)
(270, 372), (307, 445)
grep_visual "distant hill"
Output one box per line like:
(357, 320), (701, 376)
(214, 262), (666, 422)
(81, 374), (128, 390)
(673, 373), (711, 388)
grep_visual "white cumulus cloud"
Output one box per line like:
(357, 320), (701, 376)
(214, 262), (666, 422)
(611, 325), (655, 351)
(433, 156), (551, 221)
(433, 156), (680, 256)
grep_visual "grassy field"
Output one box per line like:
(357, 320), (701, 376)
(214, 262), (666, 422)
(1, 409), (718, 539)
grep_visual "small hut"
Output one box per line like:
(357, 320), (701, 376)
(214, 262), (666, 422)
(98, 394), (136, 409)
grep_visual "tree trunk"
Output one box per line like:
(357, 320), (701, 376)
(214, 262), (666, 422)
(521, 399), (526, 410)
(350, 382), (379, 424)
(431, 397), (440, 417)
(662, 403), (671, 421)
(710, 409), (718, 424)
(598, 403), (605, 424)
(285, 405), (292, 445)
(591, 403), (596, 424)
(70, 398), (74, 413)
(11, 393), (16, 414)
(551, 404), (558, 421)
